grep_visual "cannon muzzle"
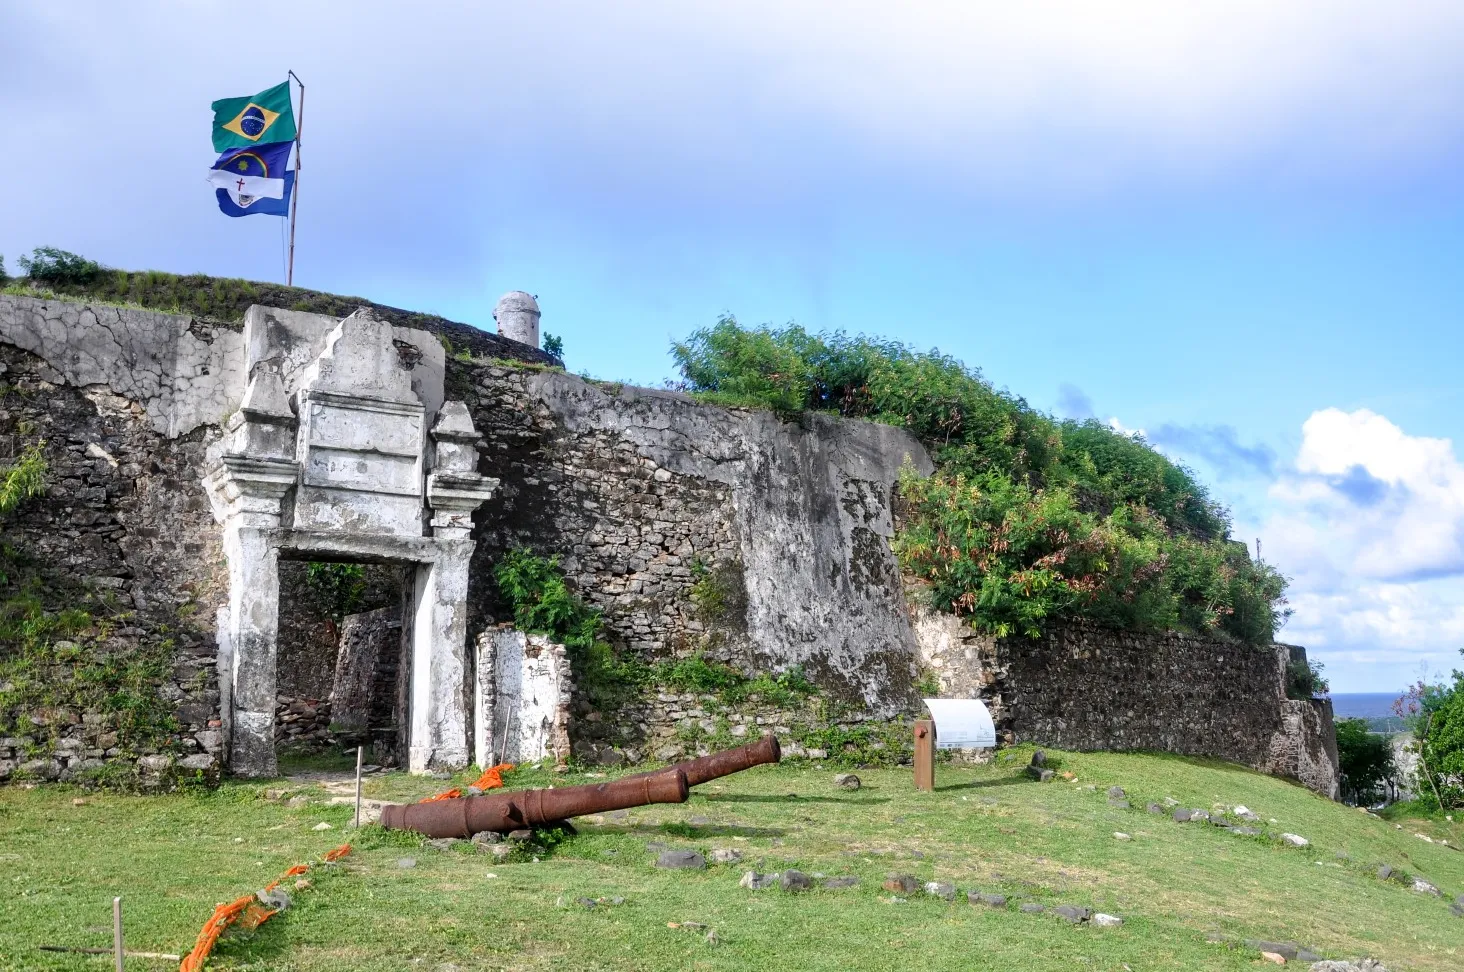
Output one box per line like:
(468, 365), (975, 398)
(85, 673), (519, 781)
(626, 733), (782, 787)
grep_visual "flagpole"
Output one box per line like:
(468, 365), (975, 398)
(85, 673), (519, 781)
(286, 70), (304, 287)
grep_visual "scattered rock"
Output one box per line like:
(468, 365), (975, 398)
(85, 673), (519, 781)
(1146, 802), (1165, 814)
(1030, 750), (1047, 767)
(361, 764), (381, 774)
(294, 878), (312, 891)
(263, 789), (287, 801)
(256, 887), (291, 911)
(739, 871), (778, 890)
(823, 876), (860, 889)
(1211, 815), (1232, 828)
(487, 844), (513, 861)
(425, 838), (459, 851)
(1260, 951), (1287, 965)
(507, 830), (534, 844)
(1054, 905), (1092, 923)
(1113, 832), (1132, 841)
(1092, 913), (1123, 927)
(1309, 961), (1389, 972)
(1019, 902), (1045, 914)
(656, 850), (706, 870)
(1246, 941), (1322, 963)
(883, 874), (920, 894)
(1280, 833), (1310, 847)
(1029, 767), (1055, 783)
(709, 848), (743, 864)
(1231, 827), (1263, 836)
(1107, 786), (1126, 799)
(1234, 806), (1260, 822)
(1173, 809), (1192, 823)
(1411, 878), (1441, 896)
(780, 870), (812, 892)
(924, 881), (956, 901)
(1450, 894), (1464, 918)
(969, 891), (1007, 908)
(1189, 809), (1210, 823)
(312, 822), (334, 832)
(396, 858), (417, 869)
(72, 798), (87, 806)
(834, 773), (862, 790)
(471, 831), (503, 846)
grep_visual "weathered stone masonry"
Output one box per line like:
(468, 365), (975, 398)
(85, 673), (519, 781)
(0, 292), (1339, 796)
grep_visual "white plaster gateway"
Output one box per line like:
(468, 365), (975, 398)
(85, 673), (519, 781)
(204, 306), (498, 776)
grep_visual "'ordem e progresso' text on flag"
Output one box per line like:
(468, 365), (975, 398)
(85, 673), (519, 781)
(211, 81), (296, 152)
(208, 141), (294, 217)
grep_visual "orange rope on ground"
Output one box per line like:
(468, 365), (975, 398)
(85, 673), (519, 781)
(419, 764), (514, 803)
(178, 844), (351, 972)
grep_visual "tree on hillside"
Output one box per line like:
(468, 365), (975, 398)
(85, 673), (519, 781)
(1334, 717), (1394, 805)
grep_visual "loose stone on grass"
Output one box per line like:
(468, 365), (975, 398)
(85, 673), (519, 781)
(1092, 914), (1123, 927)
(1172, 809), (1192, 822)
(834, 773), (861, 790)
(823, 876), (860, 889)
(969, 892), (1007, 908)
(425, 838), (459, 851)
(883, 874), (920, 894)
(657, 850), (706, 870)
(1146, 802), (1165, 814)
(1113, 832), (1132, 841)
(1019, 902), (1045, 914)
(739, 871), (778, 890)
(1054, 905), (1092, 923)
(709, 848), (743, 864)
(1280, 833), (1310, 847)
(397, 858), (417, 869)
(780, 870), (813, 892)
(924, 881), (956, 901)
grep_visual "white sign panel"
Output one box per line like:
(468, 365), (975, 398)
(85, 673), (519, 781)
(923, 698), (996, 749)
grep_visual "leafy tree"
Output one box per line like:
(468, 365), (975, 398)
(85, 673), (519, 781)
(17, 246), (104, 286)
(542, 333), (565, 358)
(0, 255), (8, 285)
(1398, 654), (1464, 809)
(1334, 717), (1394, 805)
(304, 562), (366, 621)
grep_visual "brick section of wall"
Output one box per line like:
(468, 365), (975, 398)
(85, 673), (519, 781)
(462, 363), (741, 665)
(0, 344), (225, 784)
(912, 605), (1341, 797)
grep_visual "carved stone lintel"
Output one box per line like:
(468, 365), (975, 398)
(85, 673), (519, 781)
(427, 471), (499, 539)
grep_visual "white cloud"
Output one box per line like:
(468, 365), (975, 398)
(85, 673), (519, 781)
(5, 1), (1464, 206)
(1256, 408), (1464, 688)
(1268, 408), (1464, 581)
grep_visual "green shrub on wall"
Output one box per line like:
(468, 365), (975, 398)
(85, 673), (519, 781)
(672, 317), (1291, 643)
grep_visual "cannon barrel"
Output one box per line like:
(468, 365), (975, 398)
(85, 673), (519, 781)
(626, 733), (782, 787)
(381, 769), (689, 838)
(379, 736), (781, 838)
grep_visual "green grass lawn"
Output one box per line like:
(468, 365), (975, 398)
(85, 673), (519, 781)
(2, 747), (1461, 971)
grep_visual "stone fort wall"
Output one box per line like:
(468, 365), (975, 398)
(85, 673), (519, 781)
(0, 294), (1338, 795)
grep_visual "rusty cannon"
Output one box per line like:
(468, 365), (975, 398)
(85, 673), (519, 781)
(379, 735), (781, 839)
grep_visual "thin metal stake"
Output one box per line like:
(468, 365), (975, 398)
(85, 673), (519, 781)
(112, 896), (124, 972)
(354, 744), (364, 829)
(497, 700), (516, 768)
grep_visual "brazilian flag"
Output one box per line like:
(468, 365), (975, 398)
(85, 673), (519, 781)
(211, 81), (296, 152)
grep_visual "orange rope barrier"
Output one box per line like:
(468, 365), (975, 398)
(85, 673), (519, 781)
(178, 844), (351, 972)
(419, 764), (514, 804)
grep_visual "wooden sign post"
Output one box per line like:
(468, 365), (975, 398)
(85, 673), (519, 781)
(914, 719), (936, 791)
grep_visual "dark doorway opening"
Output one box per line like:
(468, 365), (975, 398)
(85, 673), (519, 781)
(275, 560), (410, 768)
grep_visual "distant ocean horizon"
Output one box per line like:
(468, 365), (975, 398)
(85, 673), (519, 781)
(1330, 692), (1407, 721)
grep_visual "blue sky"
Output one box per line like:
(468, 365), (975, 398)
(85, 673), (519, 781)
(4, 1), (1463, 692)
